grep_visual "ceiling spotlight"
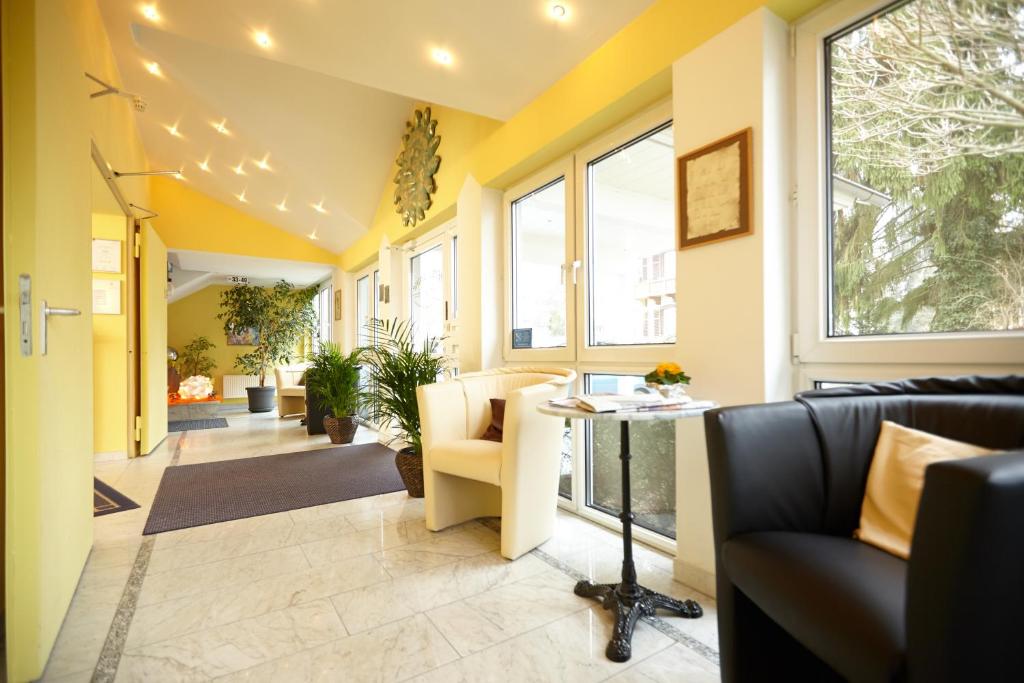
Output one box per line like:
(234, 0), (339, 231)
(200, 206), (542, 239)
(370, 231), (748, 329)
(173, 171), (186, 181)
(212, 119), (230, 135)
(312, 200), (327, 214)
(197, 158), (211, 173)
(275, 198), (288, 212)
(145, 61), (162, 77)
(165, 122), (182, 138)
(237, 188), (248, 203)
(140, 3), (160, 22)
(550, 4), (568, 20)
(431, 48), (454, 66)
(254, 154), (272, 171)
(308, 228), (319, 241)
(232, 162), (246, 175)
(253, 30), (272, 49)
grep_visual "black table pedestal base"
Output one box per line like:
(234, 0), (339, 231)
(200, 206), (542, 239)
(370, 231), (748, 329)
(574, 580), (702, 662)
(579, 419), (703, 662)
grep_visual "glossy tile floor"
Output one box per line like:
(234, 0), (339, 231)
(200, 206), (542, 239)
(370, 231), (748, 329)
(44, 411), (719, 682)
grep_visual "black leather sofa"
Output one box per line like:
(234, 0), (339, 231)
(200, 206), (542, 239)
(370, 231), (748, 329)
(704, 376), (1024, 683)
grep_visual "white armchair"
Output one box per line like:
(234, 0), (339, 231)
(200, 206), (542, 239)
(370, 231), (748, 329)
(275, 363), (309, 419)
(416, 367), (576, 560)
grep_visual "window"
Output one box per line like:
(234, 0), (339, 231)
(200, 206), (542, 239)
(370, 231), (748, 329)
(409, 245), (445, 349)
(584, 373), (676, 538)
(450, 235), (458, 320)
(796, 0), (1023, 367)
(504, 103), (680, 541)
(510, 177), (569, 350)
(825, 0), (1024, 338)
(587, 123), (676, 347)
(312, 282), (332, 352)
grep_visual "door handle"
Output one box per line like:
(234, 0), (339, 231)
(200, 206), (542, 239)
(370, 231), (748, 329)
(41, 300), (82, 356)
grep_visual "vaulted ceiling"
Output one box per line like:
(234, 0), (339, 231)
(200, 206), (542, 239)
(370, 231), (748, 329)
(97, 0), (655, 253)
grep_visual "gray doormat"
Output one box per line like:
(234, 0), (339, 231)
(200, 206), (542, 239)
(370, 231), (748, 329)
(143, 442), (405, 534)
(94, 478), (140, 517)
(168, 418), (229, 432)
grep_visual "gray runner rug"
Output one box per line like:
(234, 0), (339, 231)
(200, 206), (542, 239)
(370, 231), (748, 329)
(168, 418), (228, 432)
(143, 442), (405, 534)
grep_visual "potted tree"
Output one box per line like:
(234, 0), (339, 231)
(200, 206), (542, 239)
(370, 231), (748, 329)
(360, 318), (446, 497)
(218, 281), (317, 413)
(305, 342), (363, 444)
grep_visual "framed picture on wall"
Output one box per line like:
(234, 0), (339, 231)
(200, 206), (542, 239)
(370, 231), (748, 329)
(334, 289), (343, 321)
(677, 127), (752, 249)
(226, 326), (259, 345)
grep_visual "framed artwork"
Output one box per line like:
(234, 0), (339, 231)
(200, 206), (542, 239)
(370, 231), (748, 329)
(334, 290), (343, 321)
(226, 326), (259, 345)
(677, 127), (752, 249)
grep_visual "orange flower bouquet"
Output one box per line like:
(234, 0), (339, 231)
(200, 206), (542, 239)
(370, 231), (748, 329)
(644, 362), (691, 386)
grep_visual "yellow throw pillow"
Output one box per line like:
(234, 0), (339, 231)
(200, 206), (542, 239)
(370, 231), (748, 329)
(856, 421), (994, 559)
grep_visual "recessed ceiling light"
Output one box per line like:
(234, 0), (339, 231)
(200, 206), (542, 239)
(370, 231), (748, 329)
(144, 61), (162, 77)
(254, 154), (272, 171)
(431, 48), (454, 66)
(197, 157), (211, 173)
(275, 198), (288, 212)
(212, 119), (230, 135)
(308, 228), (319, 241)
(174, 171), (186, 181)
(312, 200), (327, 214)
(165, 122), (182, 138)
(237, 188), (248, 203)
(550, 4), (569, 20)
(140, 4), (160, 22)
(253, 30), (272, 49)
(232, 162), (246, 175)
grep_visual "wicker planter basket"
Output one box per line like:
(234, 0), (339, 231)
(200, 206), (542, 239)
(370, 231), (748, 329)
(395, 448), (424, 498)
(323, 415), (357, 444)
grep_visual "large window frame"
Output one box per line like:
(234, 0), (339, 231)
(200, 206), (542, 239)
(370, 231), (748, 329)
(503, 101), (680, 552)
(794, 0), (1024, 368)
(401, 219), (459, 368)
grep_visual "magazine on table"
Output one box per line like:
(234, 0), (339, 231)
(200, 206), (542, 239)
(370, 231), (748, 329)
(548, 392), (712, 414)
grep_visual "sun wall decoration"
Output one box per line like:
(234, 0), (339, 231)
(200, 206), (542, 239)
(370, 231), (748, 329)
(393, 107), (441, 227)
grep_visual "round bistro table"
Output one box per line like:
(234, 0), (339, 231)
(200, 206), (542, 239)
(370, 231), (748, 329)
(537, 400), (718, 662)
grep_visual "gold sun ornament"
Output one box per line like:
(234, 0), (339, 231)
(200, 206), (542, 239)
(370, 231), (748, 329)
(393, 107), (442, 227)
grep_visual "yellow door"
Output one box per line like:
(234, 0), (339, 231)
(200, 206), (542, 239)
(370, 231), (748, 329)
(139, 222), (167, 454)
(3, 1), (95, 679)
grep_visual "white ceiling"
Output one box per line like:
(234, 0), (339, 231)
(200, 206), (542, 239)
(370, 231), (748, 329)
(96, 0), (654, 253)
(168, 249), (334, 302)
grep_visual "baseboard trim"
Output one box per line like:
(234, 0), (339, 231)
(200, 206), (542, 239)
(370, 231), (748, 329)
(674, 558), (716, 598)
(94, 450), (128, 463)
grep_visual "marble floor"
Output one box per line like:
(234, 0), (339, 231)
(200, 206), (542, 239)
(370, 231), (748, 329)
(44, 410), (719, 682)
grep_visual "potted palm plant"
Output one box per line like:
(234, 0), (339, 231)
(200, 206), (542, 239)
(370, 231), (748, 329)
(360, 318), (446, 497)
(305, 342), (362, 444)
(218, 281), (317, 413)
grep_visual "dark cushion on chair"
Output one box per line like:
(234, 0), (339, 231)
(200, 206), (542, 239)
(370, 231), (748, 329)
(723, 531), (907, 682)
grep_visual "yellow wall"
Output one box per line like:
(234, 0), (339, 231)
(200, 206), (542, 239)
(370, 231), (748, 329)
(168, 285), (249, 402)
(151, 177), (337, 265)
(340, 0), (827, 270)
(91, 213), (128, 455)
(3, 0), (152, 678)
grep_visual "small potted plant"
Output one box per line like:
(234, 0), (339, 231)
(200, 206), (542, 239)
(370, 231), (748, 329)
(177, 335), (216, 380)
(360, 318), (446, 497)
(644, 362), (692, 400)
(305, 342), (363, 444)
(218, 281), (317, 413)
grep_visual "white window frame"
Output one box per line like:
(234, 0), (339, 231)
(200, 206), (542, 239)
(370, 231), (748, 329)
(353, 261), (379, 349)
(794, 0), (1024, 367)
(503, 158), (576, 362)
(575, 100), (677, 364)
(400, 219), (458, 364)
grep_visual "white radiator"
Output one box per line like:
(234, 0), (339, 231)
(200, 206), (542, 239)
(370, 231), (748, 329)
(222, 374), (275, 399)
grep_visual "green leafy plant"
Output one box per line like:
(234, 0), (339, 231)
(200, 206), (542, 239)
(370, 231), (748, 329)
(217, 281), (317, 386)
(359, 318), (446, 455)
(305, 342), (362, 417)
(644, 362), (691, 386)
(177, 336), (216, 378)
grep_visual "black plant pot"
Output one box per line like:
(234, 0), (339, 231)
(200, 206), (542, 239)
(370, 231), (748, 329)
(246, 386), (276, 413)
(305, 394), (327, 435)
